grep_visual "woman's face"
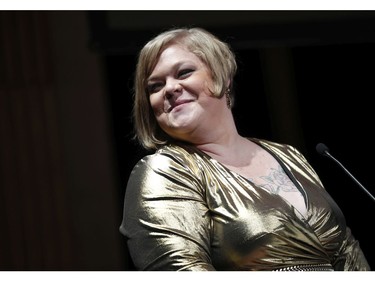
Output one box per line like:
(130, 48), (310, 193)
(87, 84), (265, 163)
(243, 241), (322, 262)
(147, 43), (225, 142)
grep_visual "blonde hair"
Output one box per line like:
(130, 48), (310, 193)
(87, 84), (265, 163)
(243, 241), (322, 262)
(133, 27), (237, 150)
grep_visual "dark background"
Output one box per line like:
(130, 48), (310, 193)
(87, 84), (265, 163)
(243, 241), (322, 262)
(1, 10), (374, 270)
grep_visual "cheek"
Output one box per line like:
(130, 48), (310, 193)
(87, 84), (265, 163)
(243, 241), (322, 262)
(195, 74), (215, 96)
(149, 94), (164, 116)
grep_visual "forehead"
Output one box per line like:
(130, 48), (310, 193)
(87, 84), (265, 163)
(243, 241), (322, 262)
(157, 44), (201, 64)
(148, 44), (206, 80)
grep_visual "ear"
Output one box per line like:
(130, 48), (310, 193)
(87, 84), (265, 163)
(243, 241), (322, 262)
(226, 79), (231, 89)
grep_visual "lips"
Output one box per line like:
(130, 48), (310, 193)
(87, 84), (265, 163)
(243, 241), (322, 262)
(167, 99), (193, 112)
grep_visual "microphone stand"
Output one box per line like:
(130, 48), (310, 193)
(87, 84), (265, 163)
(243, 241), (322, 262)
(317, 144), (375, 203)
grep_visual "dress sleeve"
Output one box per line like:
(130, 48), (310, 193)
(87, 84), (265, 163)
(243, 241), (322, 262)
(119, 153), (215, 271)
(262, 140), (372, 270)
(333, 227), (371, 270)
(289, 145), (371, 270)
(288, 145), (371, 271)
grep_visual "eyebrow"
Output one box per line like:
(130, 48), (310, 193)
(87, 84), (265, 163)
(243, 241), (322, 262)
(147, 61), (191, 82)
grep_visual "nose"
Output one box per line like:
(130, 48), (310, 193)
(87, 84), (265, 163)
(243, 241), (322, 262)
(164, 78), (182, 99)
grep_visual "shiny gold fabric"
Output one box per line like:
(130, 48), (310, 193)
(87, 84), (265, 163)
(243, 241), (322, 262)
(120, 138), (370, 271)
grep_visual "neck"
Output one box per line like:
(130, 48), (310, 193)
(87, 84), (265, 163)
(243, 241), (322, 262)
(194, 112), (240, 150)
(196, 132), (247, 160)
(175, 107), (238, 146)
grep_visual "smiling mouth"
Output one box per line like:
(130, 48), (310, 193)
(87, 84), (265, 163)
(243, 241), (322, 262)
(167, 100), (192, 112)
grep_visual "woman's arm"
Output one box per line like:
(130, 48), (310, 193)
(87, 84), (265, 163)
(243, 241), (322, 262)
(120, 153), (215, 271)
(333, 227), (371, 271)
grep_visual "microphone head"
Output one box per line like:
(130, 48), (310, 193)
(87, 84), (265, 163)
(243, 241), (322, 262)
(316, 143), (329, 155)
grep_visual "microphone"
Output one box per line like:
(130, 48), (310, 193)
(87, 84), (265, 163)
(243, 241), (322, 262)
(316, 143), (375, 202)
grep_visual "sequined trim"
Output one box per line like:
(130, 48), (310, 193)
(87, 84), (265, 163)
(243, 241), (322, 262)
(273, 263), (334, 271)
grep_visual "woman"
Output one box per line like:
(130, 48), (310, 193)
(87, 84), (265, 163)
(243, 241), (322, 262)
(119, 27), (370, 271)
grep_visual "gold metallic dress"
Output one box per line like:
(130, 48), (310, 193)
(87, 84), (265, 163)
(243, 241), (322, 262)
(120, 138), (370, 271)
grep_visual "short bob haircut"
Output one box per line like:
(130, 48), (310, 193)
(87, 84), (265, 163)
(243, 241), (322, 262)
(133, 27), (237, 150)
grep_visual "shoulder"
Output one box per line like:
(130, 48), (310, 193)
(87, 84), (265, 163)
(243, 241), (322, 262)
(250, 137), (323, 186)
(250, 137), (312, 172)
(250, 137), (302, 157)
(125, 144), (207, 202)
(130, 143), (206, 181)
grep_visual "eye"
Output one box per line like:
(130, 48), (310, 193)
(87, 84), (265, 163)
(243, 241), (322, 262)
(147, 82), (164, 94)
(178, 68), (193, 78)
